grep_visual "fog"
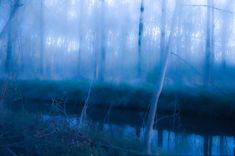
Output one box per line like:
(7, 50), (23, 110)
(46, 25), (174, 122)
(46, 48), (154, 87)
(2, 0), (235, 155)
(0, 0), (235, 87)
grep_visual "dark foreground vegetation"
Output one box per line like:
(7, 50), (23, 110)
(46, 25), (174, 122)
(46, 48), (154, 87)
(0, 80), (174, 156)
(1, 80), (235, 155)
(1, 109), (160, 156)
(2, 80), (235, 121)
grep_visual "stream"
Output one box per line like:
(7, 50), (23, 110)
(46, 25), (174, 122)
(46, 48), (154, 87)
(41, 107), (235, 156)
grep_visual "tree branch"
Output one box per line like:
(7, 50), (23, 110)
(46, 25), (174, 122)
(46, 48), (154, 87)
(0, 0), (23, 38)
(184, 4), (235, 14)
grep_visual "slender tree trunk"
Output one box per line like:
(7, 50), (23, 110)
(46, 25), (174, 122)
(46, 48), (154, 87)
(94, 0), (106, 81)
(176, 0), (184, 56)
(4, 0), (21, 74)
(221, 0), (232, 70)
(143, 2), (179, 154)
(94, 42), (99, 79)
(97, 0), (106, 81)
(137, 0), (144, 78)
(211, 0), (215, 84)
(204, 0), (214, 86)
(39, 0), (44, 77)
(143, 46), (170, 154)
(159, 0), (166, 68)
(221, 28), (226, 70)
(120, 25), (127, 78)
(77, 0), (84, 78)
(5, 26), (13, 73)
(0, 0), (21, 38)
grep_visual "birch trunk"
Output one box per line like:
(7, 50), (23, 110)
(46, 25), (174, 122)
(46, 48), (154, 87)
(143, 1), (179, 153)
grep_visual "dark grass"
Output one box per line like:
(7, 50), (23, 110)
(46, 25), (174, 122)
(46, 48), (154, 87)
(0, 109), (149, 156)
(1, 80), (235, 120)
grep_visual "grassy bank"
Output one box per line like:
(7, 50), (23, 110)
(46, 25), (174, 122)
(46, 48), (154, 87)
(1, 109), (157, 156)
(1, 80), (235, 120)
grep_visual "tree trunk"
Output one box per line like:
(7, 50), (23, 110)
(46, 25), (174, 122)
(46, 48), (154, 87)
(77, 0), (84, 78)
(0, 0), (21, 38)
(143, 1), (179, 153)
(4, 0), (21, 74)
(159, 0), (166, 68)
(97, 0), (106, 81)
(204, 0), (214, 86)
(137, 0), (144, 78)
(221, 0), (232, 70)
(5, 27), (13, 73)
(143, 45), (170, 154)
(39, 0), (44, 77)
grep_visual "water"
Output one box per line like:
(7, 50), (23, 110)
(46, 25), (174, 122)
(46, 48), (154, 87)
(42, 108), (235, 156)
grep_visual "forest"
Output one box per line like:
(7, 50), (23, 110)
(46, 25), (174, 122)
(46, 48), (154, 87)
(1, 0), (235, 155)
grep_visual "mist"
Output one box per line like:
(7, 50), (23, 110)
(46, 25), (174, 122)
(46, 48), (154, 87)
(0, 0), (234, 84)
(1, 0), (235, 155)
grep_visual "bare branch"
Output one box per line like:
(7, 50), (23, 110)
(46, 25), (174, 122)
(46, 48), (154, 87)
(184, 4), (235, 14)
(0, 0), (23, 38)
(5, 147), (18, 156)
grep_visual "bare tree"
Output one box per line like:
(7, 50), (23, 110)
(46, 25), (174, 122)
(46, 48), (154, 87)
(39, 0), (44, 77)
(159, 0), (166, 68)
(221, 0), (233, 70)
(99, 1), (106, 81)
(77, 0), (84, 78)
(144, 3), (179, 154)
(137, 0), (144, 78)
(3, 0), (22, 74)
(204, 0), (214, 86)
(93, 0), (106, 81)
(143, 1), (179, 154)
(0, 0), (21, 37)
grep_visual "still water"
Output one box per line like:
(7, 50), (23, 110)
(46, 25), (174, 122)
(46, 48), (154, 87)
(42, 108), (235, 156)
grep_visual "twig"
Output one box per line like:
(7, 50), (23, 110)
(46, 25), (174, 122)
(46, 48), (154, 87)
(51, 97), (68, 118)
(170, 52), (232, 95)
(171, 52), (201, 76)
(103, 102), (113, 124)
(79, 80), (94, 128)
(35, 130), (57, 139)
(155, 113), (180, 124)
(184, 4), (235, 14)
(5, 147), (18, 156)
(0, 1), (23, 38)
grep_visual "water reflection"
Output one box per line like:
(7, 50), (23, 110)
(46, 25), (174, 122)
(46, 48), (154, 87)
(42, 113), (235, 156)
(102, 124), (235, 156)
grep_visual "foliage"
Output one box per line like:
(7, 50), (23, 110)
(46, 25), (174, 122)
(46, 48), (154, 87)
(0, 109), (158, 156)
